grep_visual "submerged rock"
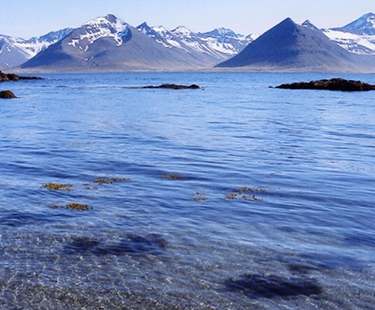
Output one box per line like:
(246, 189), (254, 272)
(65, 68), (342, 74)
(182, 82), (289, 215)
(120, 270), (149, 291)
(0, 90), (16, 99)
(226, 273), (322, 298)
(275, 78), (375, 91)
(66, 234), (167, 256)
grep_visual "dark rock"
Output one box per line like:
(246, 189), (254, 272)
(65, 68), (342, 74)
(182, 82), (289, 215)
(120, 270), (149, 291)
(66, 237), (101, 252)
(225, 273), (322, 298)
(0, 90), (16, 99)
(275, 78), (375, 91)
(0, 70), (41, 82)
(143, 84), (200, 89)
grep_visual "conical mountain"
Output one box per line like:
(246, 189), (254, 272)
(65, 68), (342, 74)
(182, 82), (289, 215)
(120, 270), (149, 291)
(21, 14), (213, 71)
(216, 17), (373, 72)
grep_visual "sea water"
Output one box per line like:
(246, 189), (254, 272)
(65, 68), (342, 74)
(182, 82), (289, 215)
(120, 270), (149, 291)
(0, 72), (374, 309)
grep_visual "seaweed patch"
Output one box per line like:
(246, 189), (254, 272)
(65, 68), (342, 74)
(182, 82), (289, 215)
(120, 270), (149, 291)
(225, 186), (266, 201)
(83, 177), (130, 190)
(93, 177), (130, 184)
(52, 203), (92, 211)
(42, 183), (73, 191)
(190, 192), (207, 201)
(161, 174), (185, 180)
(83, 183), (98, 190)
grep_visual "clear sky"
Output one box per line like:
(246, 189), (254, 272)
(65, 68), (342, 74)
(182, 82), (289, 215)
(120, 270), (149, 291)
(1, 0), (374, 39)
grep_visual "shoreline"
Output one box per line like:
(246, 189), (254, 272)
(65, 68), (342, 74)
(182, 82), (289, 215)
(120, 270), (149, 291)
(8, 65), (375, 75)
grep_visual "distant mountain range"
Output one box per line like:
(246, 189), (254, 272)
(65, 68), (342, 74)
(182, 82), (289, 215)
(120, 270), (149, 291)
(137, 22), (255, 60)
(1, 12), (375, 72)
(1, 14), (255, 71)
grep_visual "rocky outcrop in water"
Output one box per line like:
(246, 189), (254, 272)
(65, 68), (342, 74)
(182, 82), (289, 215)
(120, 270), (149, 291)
(0, 90), (16, 99)
(0, 70), (41, 82)
(275, 78), (375, 91)
(0, 71), (41, 99)
(142, 84), (200, 89)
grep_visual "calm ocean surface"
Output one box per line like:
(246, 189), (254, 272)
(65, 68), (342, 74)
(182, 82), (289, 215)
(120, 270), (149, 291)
(0, 72), (374, 309)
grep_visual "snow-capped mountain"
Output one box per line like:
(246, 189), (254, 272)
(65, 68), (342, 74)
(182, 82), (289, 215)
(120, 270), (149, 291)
(0, 35), (32, 69)
(67, 14), (130, 50)
(3, 14), (255, 70)
(4, 12), (375, 72)
(137, 22), (255, 60)
(21, 14), (223, 71)
(332, 12), (375, 35)
(323, 13), (375, 55)
(0, 28), (73, 69)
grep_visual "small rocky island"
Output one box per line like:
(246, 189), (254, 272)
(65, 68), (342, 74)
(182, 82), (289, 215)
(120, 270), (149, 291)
(0, 70), (41, 82)
(142, 84), (200, 90)
(122, 83), (201, 90)
(275, 78), (375, 91)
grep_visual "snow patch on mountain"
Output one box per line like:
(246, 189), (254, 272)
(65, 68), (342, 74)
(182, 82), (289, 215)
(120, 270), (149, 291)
(323, 13), (375, 55)
(137, 22), (255, 60)
(302, 20), (320, 31)
(300, 15), (375, 56)
(171, 26), (193, 38)
(323, 29), (375, 55)
(68, 14), (129, 49)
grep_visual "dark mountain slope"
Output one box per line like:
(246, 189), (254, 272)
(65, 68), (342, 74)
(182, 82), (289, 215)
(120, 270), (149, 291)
(216, 18), (375, 72)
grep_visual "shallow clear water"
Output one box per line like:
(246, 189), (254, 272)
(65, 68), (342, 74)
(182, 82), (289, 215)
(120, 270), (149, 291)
(0, 72), (375, 309)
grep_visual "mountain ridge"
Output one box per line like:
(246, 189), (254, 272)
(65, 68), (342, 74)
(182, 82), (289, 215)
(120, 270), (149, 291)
(136, 22), (254, 60)
(3, 12), (375, 72)
(20, 14), (225, 71)
(1, 14), (253, 70)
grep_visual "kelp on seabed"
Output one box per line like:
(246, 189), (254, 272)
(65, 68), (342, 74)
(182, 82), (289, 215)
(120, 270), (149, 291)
(225, 186), (266, 201)
(53, 203), (92, 211)
(161, 174), (186, 180)
(93, 177), (130, 184)
(42, 183), (73, 191)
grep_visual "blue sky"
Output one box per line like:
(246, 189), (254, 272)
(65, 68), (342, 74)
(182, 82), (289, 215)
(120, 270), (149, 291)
(1, 0), (374, 38)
